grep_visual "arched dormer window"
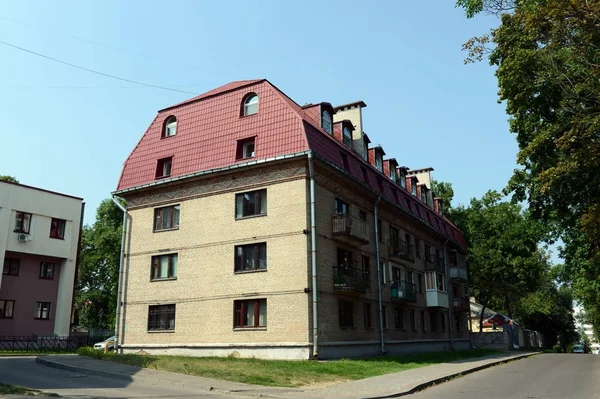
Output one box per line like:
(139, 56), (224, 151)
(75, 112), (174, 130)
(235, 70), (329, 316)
(163, 116), (177, 138)
(242, 93), (259, 116)
(342, 126), (352, 147)
(322, 110), (332, 134)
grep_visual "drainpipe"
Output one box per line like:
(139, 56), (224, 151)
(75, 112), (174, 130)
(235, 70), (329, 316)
(374, 196), (385, 354)
(111, 196), (127, 354)
(308, 152), (319, 359)
(444, 239), (454, 350)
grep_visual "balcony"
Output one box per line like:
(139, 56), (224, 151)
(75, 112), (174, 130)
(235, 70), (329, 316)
(391, 280), (417, 302)
(450, 267), (468, 281)
(452, 296), (470, 313)
(333, 264), (370, 293)
(388, 239), (415, 262)
(426, 290), (449, 308)
(331, 214), (369, 247)
(425, 254), (445, 274)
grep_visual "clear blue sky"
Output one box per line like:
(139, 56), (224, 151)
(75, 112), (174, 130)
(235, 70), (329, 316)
(0, 0), (512, 227)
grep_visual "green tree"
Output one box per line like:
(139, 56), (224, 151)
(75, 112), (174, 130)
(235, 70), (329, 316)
(431, 179), (455, 210)
(75, 198), (124, 331)
(0, 175), (18, 183)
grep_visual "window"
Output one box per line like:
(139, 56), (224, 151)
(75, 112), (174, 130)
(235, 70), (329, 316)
(394, 308), (404, 329)
(436, 273), (447, 292)
(375, 153), (383, 171)
(163, 116), (177, 137)
(39, 263), (55, 279)
(361, 167), (369, 184)
(430, 311), (437, 332)
(399, 174), (406, 189)
(50, 218), (66, 239)
(382, 305), (388, 329)
(322, 110), (332, 134)
(151, 254), (178, 280)
(410, 310), (417, 330)
(377, 219), (383, 243)
(421, 310), (426, 331)
(361, 255), (370, 274)
(234, 299), (266, 328)
(339, 300), (354, 327)
(380, 262), (387, 284)
(449, 251), (458, 267)
(415, 238), (421, 257)
(235, 243), (267, 272)
(14, 211), (32, 234)
(35, 302), (51, 320)
(236, 137), (256, 160)
(359, 210), (367, 223)
(155, 157), (173, 179)
(411, 179), (417, 196)
(389, 226), (399, 248)
(3, 258), (19, 276)
(0, 300), (14, 318)
(338, 248), (353, 266)
(441, 312), (446, 331)
(148, 304), (176, 331)
(342, 127), (352, 147)
(418, 274), (424, 293)
(243, 93), (259, 116)
(334, 198), (350, 214)
(455, 315), (462, 332)
(154, 205), (180, 231)
(390, 167), (397, 181)
(340, 152), (349, 171)
(363, 303), (372, 328)
(377, 177), (384, 192)
(235, 189), (267, 218)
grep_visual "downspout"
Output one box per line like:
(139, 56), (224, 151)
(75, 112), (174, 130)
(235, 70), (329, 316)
(111, 196), (127, 354)
(308, 152), (319, 359)
(444, 239), (454, 350)
(374, 196), (385, 354)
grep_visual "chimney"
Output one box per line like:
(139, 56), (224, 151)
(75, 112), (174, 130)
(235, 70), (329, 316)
(405, 177), (412, 194)
(333, 122), (343, 143)
(434, 198), (443, 214)
(333, 101), (367, 158)
(416, 185), (422, 201)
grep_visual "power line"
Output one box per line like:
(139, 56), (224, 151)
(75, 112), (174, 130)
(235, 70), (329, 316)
(0, 39), (198, 95)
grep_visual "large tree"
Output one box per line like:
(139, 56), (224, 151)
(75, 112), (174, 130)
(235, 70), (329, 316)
(0, 175), (18, 183)
(75, 198), (124, 331)
(456, 0), (600, 338)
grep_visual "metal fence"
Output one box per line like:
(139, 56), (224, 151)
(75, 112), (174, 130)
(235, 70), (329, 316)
(0, 335), (107, 352)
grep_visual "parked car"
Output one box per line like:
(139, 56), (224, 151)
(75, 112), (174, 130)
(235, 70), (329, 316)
(93, 336), (116, 351)
(572, 344), (584, 353)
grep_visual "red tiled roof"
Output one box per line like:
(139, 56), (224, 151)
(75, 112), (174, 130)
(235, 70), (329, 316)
(116, 79), (465, 248)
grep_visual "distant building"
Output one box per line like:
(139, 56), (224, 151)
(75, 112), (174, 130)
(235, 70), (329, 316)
(114, 79), (469, 359)
(0, 181), (83, 336)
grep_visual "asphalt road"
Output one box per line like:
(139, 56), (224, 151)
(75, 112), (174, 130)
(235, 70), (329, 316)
(412, 353), (600, 399)
(0, 356), (233, 399)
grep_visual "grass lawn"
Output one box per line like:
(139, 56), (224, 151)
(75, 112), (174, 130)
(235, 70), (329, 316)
(0, 383), (59, 397)
(78, 347), (499, 388)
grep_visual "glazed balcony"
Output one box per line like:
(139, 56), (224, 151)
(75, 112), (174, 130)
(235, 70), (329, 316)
(425, 254), (445, 274)
(391, 280), (417, 302)
(452, 296), (470, 312)
(333, 264), (371, 293)
(388, 239), (415, 262)
(331, 214), (370, 247)
(450, 267), (468, 282)
(426, 290), (449, 308)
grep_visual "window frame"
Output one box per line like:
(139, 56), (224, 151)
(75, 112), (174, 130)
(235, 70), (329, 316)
(342, 127), (352, 147)
(35, 302), (51, 320)
(242, 93), (259, 116)
(375, 153), (383, 171)
(155, 157), (173, 179)
(153, 205), (180, 232)
(0, 300), (15, 319)
(163, 116), (177, 138)
(2, 258), (19, 276)
(151, 253), (178, 281)
(233, 299), (267, 329)
(39, 262), (55, 280)
(363, 303), (372, 329)
(14, 211), (32, 234)
(147, 304), (176, 331)
(235, 189), (267, 219)
(322, 110), (332, 134)
(236, 137), (256, 160)
(338, 299), (354, 328)
(334, 198), (350, 215)
(394, 307), (405, 330)
(234, 243), (267, 273)
(49, 218), (66, 240)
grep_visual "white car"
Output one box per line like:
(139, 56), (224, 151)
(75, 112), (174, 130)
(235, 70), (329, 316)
(93, 336), (116, 351)
(572, 344), (584, 353)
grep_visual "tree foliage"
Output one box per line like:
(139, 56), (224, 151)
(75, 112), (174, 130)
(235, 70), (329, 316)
(75, 198), (124, 331)
(431, 179), (455, 210)
(0, 175), (18, 183)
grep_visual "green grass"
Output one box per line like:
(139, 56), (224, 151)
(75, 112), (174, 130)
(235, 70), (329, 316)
(0, 383), (59, 396)
(77, 347), (500, 388)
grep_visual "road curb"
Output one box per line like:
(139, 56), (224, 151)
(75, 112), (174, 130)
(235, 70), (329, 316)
(35, 356), (283, 398)
(364, 352), (541, 399)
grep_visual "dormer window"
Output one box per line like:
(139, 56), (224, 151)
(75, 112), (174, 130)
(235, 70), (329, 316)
(322, 110), (332, 134)
(242, 93), (259, 116)
(411, 179), (417, 196)
(342, 127), (352, 147)
(390, 167), (397, 182)
(163, 116), (177, 138)
(156, 157), (173, 179)
(375, 153), (383, 172)
(236, 137), (256, 160)
(399, 173), (406, 189)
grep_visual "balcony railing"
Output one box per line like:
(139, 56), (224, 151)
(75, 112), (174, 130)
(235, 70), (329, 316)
(452, 296), (470, 313)
(333, 264), (370, 293)
(425, 254), (445, 274)
(388, 239), (415, 262)
(450, 267), (468, 281)
(331, 214), (370, 246)
(391, 280), (417, 302)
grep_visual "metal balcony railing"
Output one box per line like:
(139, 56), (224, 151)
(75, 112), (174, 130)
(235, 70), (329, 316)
(388, 239), (415, 262)
(331, 214), (370, 246)
(452, 296), (470, 312)
(425, 254), (445, 274)
(391, 280), (417, 302)
(333, 264), (371, 293)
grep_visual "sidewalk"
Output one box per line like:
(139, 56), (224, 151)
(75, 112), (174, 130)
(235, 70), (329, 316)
(36, 351), (538, 399)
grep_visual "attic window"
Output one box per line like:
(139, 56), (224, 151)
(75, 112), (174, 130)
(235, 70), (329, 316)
(411, 179), (417, 196)
(390, 167), (397, 182)
(156, 157), (173, 179)
(163, 116), (177, 138)
(399, 173), (406, 189)
(342, 127), (352, 147)
(340, 152), (350, 171)
(242, 93), (259, 116)
(322, 110), (332, 134)
(236, 137), (255, 160)
(375, 153), (383, 172)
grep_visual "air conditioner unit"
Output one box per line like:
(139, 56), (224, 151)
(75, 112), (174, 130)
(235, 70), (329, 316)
(17, 233), (28, 242)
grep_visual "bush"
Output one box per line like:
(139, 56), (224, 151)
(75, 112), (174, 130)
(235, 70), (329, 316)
(77, 346), (108, 359)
